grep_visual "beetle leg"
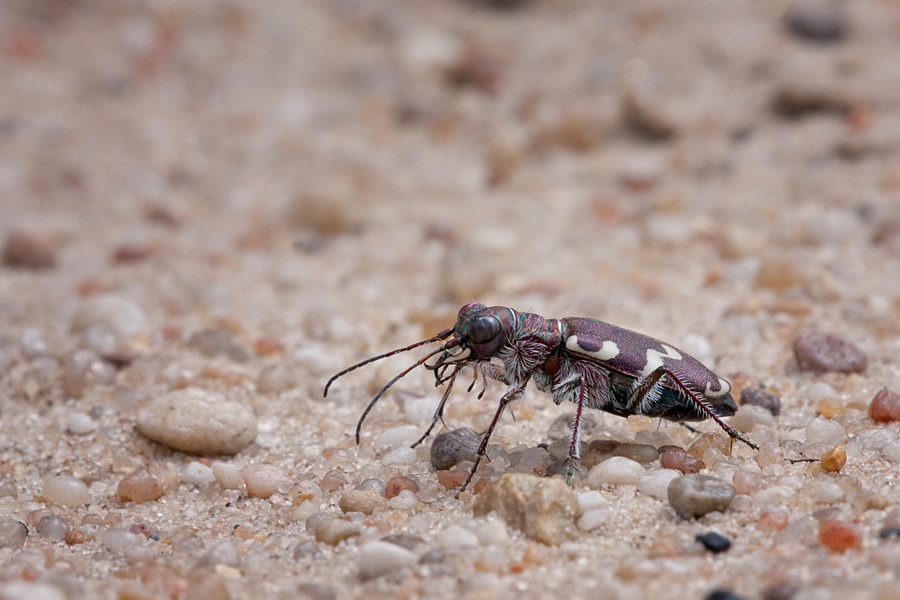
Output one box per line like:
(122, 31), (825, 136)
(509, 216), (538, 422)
(627, 367), (759, 450)
(457, 379), (529, 497)
(565, 378), (587, 484)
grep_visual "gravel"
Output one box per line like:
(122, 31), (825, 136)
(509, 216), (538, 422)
(668, 475), (735, 520)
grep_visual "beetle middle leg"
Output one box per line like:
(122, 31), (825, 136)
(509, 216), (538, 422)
(564, 378), (588, 484)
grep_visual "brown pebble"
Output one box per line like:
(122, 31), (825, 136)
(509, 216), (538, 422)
(118, 467), (163, 504)
(819, 520), (861, 552)
(869, 388), (900, 423)
(385, 476), (419, 499)
(588, 439), (620, 454)
(660, 449), (705, 474)
(613, 443), (659, 464)
(436, 469), (470, 491)
(473, 473), (579, 546)
(2, 228), (57, 269)
(793, 332), (867, 374)
(338, 488), (384, 515)
(820, 445), (847, 473)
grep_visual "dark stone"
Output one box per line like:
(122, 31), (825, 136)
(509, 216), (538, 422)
(696, 531), (732, 553)
(784, 5), (848, 43)
(705, 591), (748, 600)
(740, 386), (782, 416)
(430, 428), (480, 471)
(878, 527), (900, 540)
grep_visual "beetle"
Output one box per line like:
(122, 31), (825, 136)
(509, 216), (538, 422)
(324, 303), (757, 493)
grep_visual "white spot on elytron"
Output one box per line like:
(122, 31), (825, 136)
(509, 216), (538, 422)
(566, 336), (620, 361)
(704, 377), (731, 398)
(640, 344), (683, 377)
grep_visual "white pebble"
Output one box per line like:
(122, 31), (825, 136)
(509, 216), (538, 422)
(136, 387), (258, 455)
(388, 489), (418, 510)
(851, 429), (898, 452)
(42, 476), (89, 506)
(242, 464), (290, 498)
(212, 461), (245, 490)
(752, 485), (795, 508)
(636, 469), (681, 501)
(806, 382), (838, 403)
(729, 404), (777, 432)
(577, 490), (607, 512)
(180, 461), (216, 486)
(373, 425), (420, 450)
(402, 394), (441, 424)
(357, 540), (415, 579)
(881, 440), (900, 463)
(809, 480), (844, 504)
(470, 519), (509, 547)
(382, 446), (417, 466)
(437, 524), (480, 547)
(70, 294), (150, 348)
(805, 417), (846, 445)
(66, 412), (96, 435)
(586, 456), (645, 488)
(98, 528), (142, 552)
(577, 507), (611, 531)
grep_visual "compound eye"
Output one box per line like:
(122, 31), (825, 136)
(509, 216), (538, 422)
(465, 316), (501, 345)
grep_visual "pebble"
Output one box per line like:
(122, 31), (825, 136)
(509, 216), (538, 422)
(879, 527), (900, 540)
(181, 462), (217, 486)
(355, 478), (386, 495)
(784, 3), (848, 43)
(758, 511), (790, 533)
(211, 462), (244, 490)
(36, 515), (69, 541)
(186, 329), (249, 363)
(319, 470), (349, 492)
(473, 473), (579, 545)
(0, 517), (28, 548)
(667, 475), (735, 519)
(740, 387), (781, 416)
(66, 412), (96, 435)
(61, 350), (116, 398)
(613, 443), (659, 464)
(805, 417), (846, 445)
(242, 464), (290, 498)
(729, 404), (777, 432)
(2, 228), (57, 269)
(0, 479), (17, 499)
(382, 446), (417, 466)
(70, 294), (150, 349)
(820, 446), (846, 472)
(339, 488), (385, 515)
(793, 332), (867, 374)
(293, 540), (322, 560)
(586, 457), (645, 488)
(117, 468), (163, 503)
(430, 428), (480, 470)
(136, 387), (258, 455)
(43, 475), (90, 506)
(357, 540), (415, 579)
(577, 507), (611, 531)
(372, 425), (420, 450)
(696, 531), (731, 553)
(819, 520), (861, 552)
(194, 540), (241, 570)
(817, 397), (844, 419)
(314, 518), (361, 545)
(882, 440), (900, 463)
(381, 533), (424, 550)
(688, 433), (730, 460)
(636, 469), (681, 501)
(436, 524), (480, 547)
(385, 476), (419, 499)
(577, 490), (607, 513)
(99, 528), (142, 553)
(869, 389), (900, 423)
(660, 449), (705, 474)
(732, 471), (764, 496)
(809, 480), (843, 504)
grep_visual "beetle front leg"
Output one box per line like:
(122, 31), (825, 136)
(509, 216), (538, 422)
(457, 379), (528, 497)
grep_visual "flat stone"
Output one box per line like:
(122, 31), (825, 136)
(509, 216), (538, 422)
(136, 387), (257, 455)
(667, 474), (735, 519)
(473, 473), (579, 546)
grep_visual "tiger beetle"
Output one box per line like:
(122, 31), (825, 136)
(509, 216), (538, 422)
(324, 303), (757, 494)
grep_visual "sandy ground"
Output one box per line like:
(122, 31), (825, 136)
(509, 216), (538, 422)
(3, 0), (900, 599)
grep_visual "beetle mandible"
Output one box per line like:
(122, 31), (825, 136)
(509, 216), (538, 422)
(324, 303), (758, 493)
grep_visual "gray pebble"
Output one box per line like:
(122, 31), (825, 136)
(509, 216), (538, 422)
(136, 387), (258, 455)
(36, 515), (69, 541)
(354, 478), (385, 495)
(313, 518), (362, 546)
(613, 443), (660, 464)
(784, 4), (848, 43)
(430, 427), (480, 471)
(668, 474), (735, 519)
(187, 329), (250, 363)
(0, 517), (28, 548)
(740, 386), (781, 416)
(293, 540), (323, 560)
(793, 332), (867, 374)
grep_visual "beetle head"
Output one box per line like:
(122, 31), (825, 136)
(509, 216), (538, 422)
(429, 303), (514, 369)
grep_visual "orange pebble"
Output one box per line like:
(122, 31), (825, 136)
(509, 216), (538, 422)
(819, 520), (861, 552)
(820, 445), (847, 473)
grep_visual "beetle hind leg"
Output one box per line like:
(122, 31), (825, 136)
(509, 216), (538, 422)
(564, 378), (588, 484)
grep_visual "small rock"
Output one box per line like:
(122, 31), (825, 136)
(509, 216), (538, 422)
(740, 386), (782, 416)
(70, 294), (150, 349)
(436, 524), (480, 547)
(869, 389), (900, 423)
(729, 404), (777, 432)
(66, 412), (96, 435)
(382, 446), (417, 466)
(385, 476), (419, 499)
(758, 511), (790, 533)
(430, 428), (480, 470)
(43, 475), (90, 506)
(293, 540), (323, 560)
(118, 468), (163, 503)
(613, 443), (659, 464)
(793, 332), (867, 374)
(816, 397), (844, 419)
(186, 329), (249, 363)
(98, 528), (142, 552)
(354, 478), (386, 495)
(381, 533), (424, 550)
(211, 462), (244, 490)
(36, 515), (69, 541)
(319, 470), (349, 492)
(687, 433), (730, 460)
(660, 449), (705, 474)
(0, 479), (17, 499)
(805, 417), (846, 445)
(882, 440), (900, 463)
(732, 471), (764, 496)
(819, 520), (861, 552)
(576, 507), (610, 531)
(879, 527), (900, 540)
(243, 464), (290, 498)
(314, 518), (361, 546)
(696, 531), (732, 553)
(784, 3), (848, 43)
(586, 456), (645, 487)
(339, 488), (385, 515)
(0, 517), (28, 548)
(181, 462), (217, 486)
(296, 583), (336, 600)
(667, 474), (735, 519)
(2, 228), (57, 269)
(473, 473), (579, 546)
(372, 425), (420, 450)
(636, 469), (681, 501)
(136, 387), (258, 455)
(357, 540), (415, 579)
(820, 446), (846, 473)
(852, 428), (898, 451)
